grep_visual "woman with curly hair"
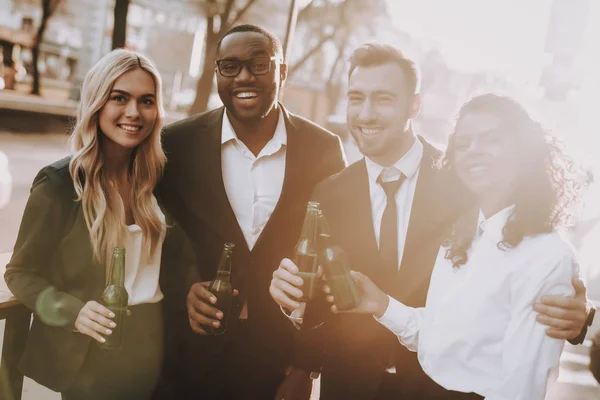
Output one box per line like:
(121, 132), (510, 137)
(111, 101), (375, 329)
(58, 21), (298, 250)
(5, 49), (173, 400)
(329, 93), (586, 399)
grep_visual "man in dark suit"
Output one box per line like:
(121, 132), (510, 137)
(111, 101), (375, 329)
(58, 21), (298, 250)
(270, 44), (592, 399)
(591, 328), (600, 383)
(155, 24), (346, 399)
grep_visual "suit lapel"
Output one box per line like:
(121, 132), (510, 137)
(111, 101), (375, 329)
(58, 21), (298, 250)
(340, 160), (380, 270)
(324, 160), (384, 287)
(182, 107), (248, 253)
(395, 139), (444, 303)
(250, 107), (304, 253)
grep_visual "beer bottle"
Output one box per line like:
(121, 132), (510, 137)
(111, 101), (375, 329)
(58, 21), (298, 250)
(99, 247), (128, 350)
(294, 202), (321, 301)
(317, 212), (360, 311)
(208, 242), (235, 335)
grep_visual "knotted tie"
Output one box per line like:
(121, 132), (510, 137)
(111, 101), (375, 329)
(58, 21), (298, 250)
(378, 171), (406, 272)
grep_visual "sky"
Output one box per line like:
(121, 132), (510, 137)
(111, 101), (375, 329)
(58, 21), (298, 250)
(386, 0), (553, 79)
(385, 0), (600, 224)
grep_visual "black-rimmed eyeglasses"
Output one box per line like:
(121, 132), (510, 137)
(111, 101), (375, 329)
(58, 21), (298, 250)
(215, 56), (278, 77)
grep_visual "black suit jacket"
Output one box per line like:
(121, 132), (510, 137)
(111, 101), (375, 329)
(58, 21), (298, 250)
(296, 138), (465, 399)
(591, 330), (600, 384)
(156, 106), (346, 371)
(4, 157), (187, 392)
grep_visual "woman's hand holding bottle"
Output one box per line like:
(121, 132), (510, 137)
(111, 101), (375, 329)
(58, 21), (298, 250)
(324, 271), (390, 318)
(73, 300), (117, 343)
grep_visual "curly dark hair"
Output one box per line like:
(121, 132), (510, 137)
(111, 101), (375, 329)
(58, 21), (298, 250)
(442, 93), (587, 268)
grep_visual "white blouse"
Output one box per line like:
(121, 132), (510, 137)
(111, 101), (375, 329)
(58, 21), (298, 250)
(376, 206), (578, 400)
(122, 208), (165, 305)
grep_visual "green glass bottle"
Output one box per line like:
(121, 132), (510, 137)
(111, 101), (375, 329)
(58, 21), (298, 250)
(294, 202), (321, 302)
(317, 211), (360, 311)
(208, 242), (235, 335)
(98, 247), (128, 350)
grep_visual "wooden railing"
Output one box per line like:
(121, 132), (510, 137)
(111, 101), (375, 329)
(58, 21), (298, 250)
(0, 254), (31, 400)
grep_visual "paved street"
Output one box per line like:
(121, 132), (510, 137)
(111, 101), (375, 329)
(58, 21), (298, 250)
(1, 130), (599, 399)
(0, 131), (67, 399)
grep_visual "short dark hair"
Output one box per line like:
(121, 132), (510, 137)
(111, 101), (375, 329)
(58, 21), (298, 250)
(348, 43), (420, 95)
(216, 24), (283, 62)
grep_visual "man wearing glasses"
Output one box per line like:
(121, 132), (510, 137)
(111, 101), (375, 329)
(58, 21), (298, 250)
(156, 24), (346, 399)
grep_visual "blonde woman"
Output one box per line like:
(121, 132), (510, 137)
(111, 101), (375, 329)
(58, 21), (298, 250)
(5, 49), (172, 400)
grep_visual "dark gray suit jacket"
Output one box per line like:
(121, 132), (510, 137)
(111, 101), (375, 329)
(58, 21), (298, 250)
(4, 157), (187, 392)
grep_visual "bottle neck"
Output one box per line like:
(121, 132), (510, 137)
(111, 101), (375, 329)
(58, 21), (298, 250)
(216, 249), (233, 276)
(299, 209), (320, 244)
(108, 249), (126, 286)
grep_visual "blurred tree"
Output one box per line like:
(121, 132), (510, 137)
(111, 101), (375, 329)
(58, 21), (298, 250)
(112, 0), (131, 50)
(288, 0), (388, 115)
(188, 0), (387, 116)
(31, 0), (61, 95)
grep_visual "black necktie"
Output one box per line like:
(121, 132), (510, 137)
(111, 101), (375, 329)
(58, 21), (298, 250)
(378, 174), (406, 272)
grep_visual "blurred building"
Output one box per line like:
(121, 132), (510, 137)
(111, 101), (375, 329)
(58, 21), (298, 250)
(0, 0), (203, 111)
(0, 0), (79, 95)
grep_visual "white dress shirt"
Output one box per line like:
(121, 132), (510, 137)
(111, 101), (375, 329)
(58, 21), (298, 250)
(122, 198), (165, 305)
(364, 138), (423, 269)
(376, 206), (578, 400)
(221, 110), (287, 250)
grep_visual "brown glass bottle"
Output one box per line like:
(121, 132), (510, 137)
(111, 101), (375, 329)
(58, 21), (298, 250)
(98, 247), (128, 350)
(207, 242), (235, 335)
(294, 202), (321, 301)
(317, 212), (360, 311)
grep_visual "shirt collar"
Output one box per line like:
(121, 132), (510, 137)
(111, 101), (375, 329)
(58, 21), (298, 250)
(221, 109), (287, 153)
(365, 137), (423, 184)
(477, 205), (515, 240)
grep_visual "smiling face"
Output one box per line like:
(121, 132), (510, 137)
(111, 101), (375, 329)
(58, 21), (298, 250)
(98, 68), (158, 152)
(451, 112), (520, 201)
(346, 62), (419, 166)
(216, 31), (286, 124)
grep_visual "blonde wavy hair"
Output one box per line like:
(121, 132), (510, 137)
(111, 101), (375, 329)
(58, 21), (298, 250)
(68, 49), (166, 264)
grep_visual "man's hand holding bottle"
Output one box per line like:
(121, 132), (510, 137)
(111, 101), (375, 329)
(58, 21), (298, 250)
(186, 281), (239, 335)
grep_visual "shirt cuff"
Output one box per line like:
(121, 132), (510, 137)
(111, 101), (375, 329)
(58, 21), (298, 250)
(374, 295), (413, 335)
(280, 304), (305, 330)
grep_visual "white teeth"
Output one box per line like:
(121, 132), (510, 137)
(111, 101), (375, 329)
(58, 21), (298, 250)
(468, 165), (488, 174)
(360, 128), (381, 135)
(236, 92), (258, 99)
(119, 124), (141, 132)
